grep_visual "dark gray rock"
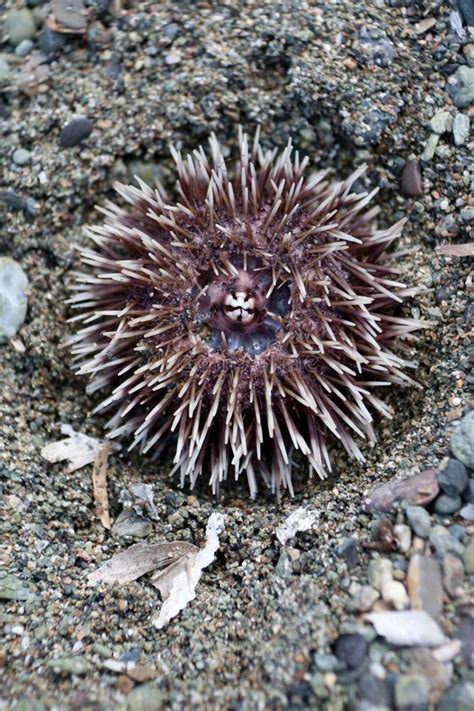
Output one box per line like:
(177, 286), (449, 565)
(462, 479), (474, 503)
(438, 459), (468, 496)
(336, 537), (359, 570)
(39, 28), (66, 54)
(60, 118), (93, 148)
(334, 633), (368, 669)
(458, 0), (474, 26)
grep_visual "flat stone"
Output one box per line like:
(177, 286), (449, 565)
(448, 66), (474, 109)
(462, 538), (474, 574)
(421, 133), (440, 161)
(52, 0), (87, 32)
(364, 469), (439, 513)
(406, 505), (431, 539)
(367, 610), (447, 647)
(442, 553), (465, 597)
(407, 554), (443, 618)
(450, 411), (474, 469)
(0, 258), (29, 343)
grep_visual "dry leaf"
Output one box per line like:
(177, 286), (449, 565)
(152, 512), (225, 629)
(438, 243), (474, 257)
(92, 443), (112, 529)
(367, 610), (447, 647)
(87, 541), (197, 586)
(276, 506), (319, 545)
(41, 424), (119, 472)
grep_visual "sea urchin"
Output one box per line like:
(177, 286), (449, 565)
(68, 129), (423, 497)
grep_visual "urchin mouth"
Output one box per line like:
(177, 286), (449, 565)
(196, 268), (291, 356)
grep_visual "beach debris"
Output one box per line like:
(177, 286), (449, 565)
(92, 443), (112, 529)
(41, 424), (119, 472)
(276, 506), (319, 545)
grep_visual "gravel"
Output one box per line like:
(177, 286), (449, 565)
(0, 0), (472, 707)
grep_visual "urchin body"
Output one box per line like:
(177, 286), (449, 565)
(69, 130), (421, 497)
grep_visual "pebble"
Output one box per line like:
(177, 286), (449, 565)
(450, 411), (474, 469)
(407, 554), (443, 618)
(421, 133), (440, 162)
(0, 257), (29, 343)
(59, 118), (94, 148)
(442, 553), (465, 597)
(336, 537), (359, 570)
(368, 558), (393, 591)
(313, 652), (338, 672)
(47, 656), (91, 675)
(406, 505), (431, 539)
(462, 538), (474, 574)
(334, 633), (368, 669)
(437, 681), (474, 711)
(429, 110), (452, 134)
(453, 113), (470, 146)
(393, 524), (411, 553)
(429, 526), (464, 557)
(364, 469), (439, 513)
(463, 479), (474, 503)
(458, 616), (474, 668)
(460, 503), (474, 520)
(381, 579), (409, 611)
(125, 683), (163, 711)
(434, 493), (462, 515)
(38, 27), (66, 53)
(438, 458), (468, 496)
(0, 55), (11, 84)
(367, 610), (447, 647)
(12, 149), (32, 167)
(394, 674), (430, 710)
(5, 9), (36, 47)
(461, 206), (474, 223)
(357, 672), (391, 707)
(448, 66), (474, 109)
(15, 39), (34, 58)
(348, 585), (380, 612)
(112, 510), (153, 539)
(400, 159), (423, 197)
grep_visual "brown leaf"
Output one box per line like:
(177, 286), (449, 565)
(87, 541), (198, 586)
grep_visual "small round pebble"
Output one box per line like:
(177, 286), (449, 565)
(0, 257), (29, 343)
(438, 458), (468, 496)
(12, 149), (32, 167)
(59, 118), (94, 148)
(434, 494), (462, 515)
(334, 633), (368, 669)
(406, 505), (431, 539)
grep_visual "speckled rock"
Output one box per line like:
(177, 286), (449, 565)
(448, 66), (474, 109)
(0, 257), (29, 343)
(406, 506), (431, 539)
